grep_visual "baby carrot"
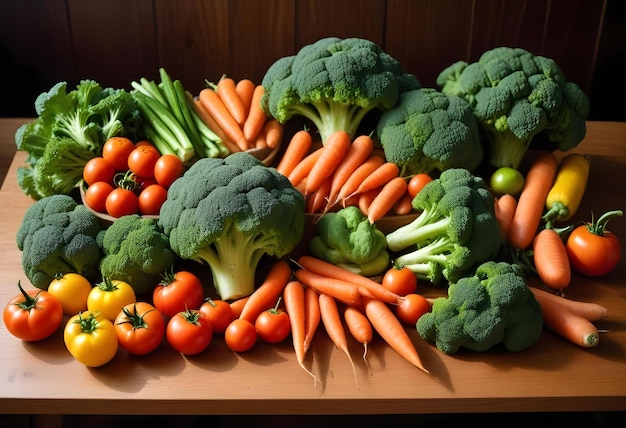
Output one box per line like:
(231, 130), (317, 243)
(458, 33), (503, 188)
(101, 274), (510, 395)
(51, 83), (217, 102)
(276, 129), (313, 177)
(192, 97), (241, 154)
(306, 176), (332, 214)
(216, 76), (246, 125)
(367, 176), (408, 224)
(263, 118), (284, 149)
(235, 78), (256, 120)
(287, 149), (323, 188)
(337, 154), (385, 206)
(305, 130), (352, 196)
(393, 189), (414, 216)
(199, 87), (249, 151)
(343, 304), (373, 363)
(303, 286), (321, 353)
(350, 161), (400, 199)
(239, 258), (292, 323)
(495, 193), (517, 242)
(532, 228), (571, 295)
(243, 84), (267, 142)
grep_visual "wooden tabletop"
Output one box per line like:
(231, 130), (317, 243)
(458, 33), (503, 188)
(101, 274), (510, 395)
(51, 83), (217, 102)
(0, 118), (625, 416)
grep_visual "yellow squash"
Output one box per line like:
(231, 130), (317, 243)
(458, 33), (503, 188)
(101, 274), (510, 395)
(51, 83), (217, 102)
(544, 153), (590, 226)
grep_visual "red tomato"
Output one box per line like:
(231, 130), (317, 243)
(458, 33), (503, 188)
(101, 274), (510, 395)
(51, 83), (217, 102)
(407, 173), (433, 198)
(84, 181), (114, 213)
(128, 145), (161, 178)
(138, 184), (168, 216)
(153, 270), (205, 318)
(198, 298), (235, 334)
(83, 157), (116, 186)
(382, 265), (418, 296)
(395, 293), (431, 326)
(225, 318), (257, 352)
(3, 281), (64, 341)
(102, 137), (135, 171)
(255, 306), (291, 343)
(105, 187), (139, 218)
(154, 155), (184, 188)
(114, 301), (165, 355)
(166, 309), (212, 355)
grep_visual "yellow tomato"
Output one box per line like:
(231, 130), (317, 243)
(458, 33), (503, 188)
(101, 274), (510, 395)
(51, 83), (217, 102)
(47, 273), (92, 316)
(87, 278), (137, 321)
(64, 311), (118, 367)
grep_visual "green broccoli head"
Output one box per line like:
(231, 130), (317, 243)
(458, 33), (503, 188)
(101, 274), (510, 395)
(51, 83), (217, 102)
(158, 152), (305, 301)
(16, 194), (103, 289)
(386, 168), (500, 285)
(437, 47), (589, 169)
(416, 261), (543, 354)
(261, 37), (420, 144)
(309, 206), (390, 276)
(99, 214), (177, 296)
(377, 88), (484, 176)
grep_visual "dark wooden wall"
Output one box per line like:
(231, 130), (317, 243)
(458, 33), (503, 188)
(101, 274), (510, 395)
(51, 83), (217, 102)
(1, 0), (624, 120)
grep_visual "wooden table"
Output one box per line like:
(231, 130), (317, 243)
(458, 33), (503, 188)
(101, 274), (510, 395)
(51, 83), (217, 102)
(1, 119), (625, 418)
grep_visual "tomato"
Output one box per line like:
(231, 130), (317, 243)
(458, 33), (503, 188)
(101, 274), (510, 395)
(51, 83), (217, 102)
(102, 137), (135, 171)
(166, 309), (212, 355)
(255, 304), (291, 343)
(83, 157), (116, 186)
(106, 187), (139, 218)
(395, 293), (431, 326)
(138, 184), (168, 216)
(114, 301), (165, 355)
(489, 167), (525, 197)
(154, 154), (184, 188)
(47, 272), (93, 316)
(83, 181), (114, 213)
(128, 145), (161, 178)
(3, 281), (63, 341)
(407, 173), (433, 199)
(566, 210), (622, 277)
(198, 298), (235, 334)
(153, 270), (205, 318)
(225, 318), (257, 352)
(381, 265), (418, 297)
(64, 311), (118, 367)
(87, 278), (137, 321)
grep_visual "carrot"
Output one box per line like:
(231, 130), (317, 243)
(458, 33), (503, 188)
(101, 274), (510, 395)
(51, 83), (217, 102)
(239, 258), (292, 323)
(192, 98), (241, 154)
(243, 84), (267, 142)
(393, 189), (414, 216)
(361, 294), (428, 372)
(337, 154), (385, 206)
(252, 122), (268, 149)
(350, 161), (400, 199)
(297, 255), (403, 305)
(358, 188), (379, 216)
(532, 228), (571, 294)
(294, 268), (361, 306)
(287, 148), (323, 188)
(306, 176), (332, 214)
(283, 280), (319, 384)
(262, 118), (283, 149)
(343, 304), (373, 363)
(367, 176), (408, 224)
(198, 87), (249, 151)
(216, 76), (246, 126)
(305, 130), (352, 196)
(495, 193), (517, 241)
(276, 129), (313, 177)
(229, 296), (249, 318)
(531, 288), (601, 347)
(529, 287), (609, 322)
(318, 293), (358, 388)
(543, 153), (590, 227)
(303, 286), (321, 353)
(235, 78), (256, 120)
(509, 151), (558, 249)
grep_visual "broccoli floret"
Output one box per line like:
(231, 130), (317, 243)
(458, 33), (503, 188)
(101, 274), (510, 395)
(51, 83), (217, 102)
(416, 261), (543, 354)
(437, 47), (589, 169)
(16, 194), (103, 289)
(261, 37), (420, 144)
(158, 152), (305, 301)
(376, 88), (483, 176)
(98, 214), (177, 296)
(385, 168), (500, 285)
(309, 206), (390, 276)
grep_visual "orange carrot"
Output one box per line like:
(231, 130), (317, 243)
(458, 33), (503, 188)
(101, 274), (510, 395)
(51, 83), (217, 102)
(337, 154), (385, 206)
(495, 193), (517, 241)
(361, 294), (428, 372)
(367, 176), (408, 224)
(199, 87), (249, 151)
(192, 97), (241, 154)
(253, 123), (268, 149)
(283, 280), (319, 384)
(229, 296), (249, 318)
(318, 293), (358, 388)
(294, 269), (361, 306)
(239, 258), (292, 323)
(343, 304), (373, 363)
(297, 255), (402, 305)
(288, 148), (323, 188)
(276, 129), (313, 177)
(216, 76), (246, 125)
(529, 287), (609, 322)
(509, 152), (558, 249)
(358, 188), (379, 216)
(303, 286), (321, 353)
(243, 84), (267, 142)
(263, 118), (284, 149)
(305, 130), (352, 196)
(350, 161), (400, 199)
(532, 228), (571, 294)
(235, 78), (256, 120)
(306, 176), (332, 214)
(393, 189), (414, 216)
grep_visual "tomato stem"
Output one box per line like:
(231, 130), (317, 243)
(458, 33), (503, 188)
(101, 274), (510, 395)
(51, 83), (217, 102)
(15, 281), (40, 311)
(588, 210), (623, 235)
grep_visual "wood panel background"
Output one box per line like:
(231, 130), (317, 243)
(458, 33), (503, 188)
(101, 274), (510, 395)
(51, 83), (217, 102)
(1, 0), (623, 120)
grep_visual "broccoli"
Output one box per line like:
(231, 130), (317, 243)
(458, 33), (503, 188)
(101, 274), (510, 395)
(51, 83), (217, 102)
(416, 261), (543, 354)
(158, 152), (305, 301)
(436, 47), (590, 169)
(309, 206), (390, 276)
(376, 88), (484, 176)
(261, 37), (420, 144)
(16, 194), (103, 289)
(385, 168), (501, 285)
(15, 80), (141, 199)
(98, 214), (177, 296)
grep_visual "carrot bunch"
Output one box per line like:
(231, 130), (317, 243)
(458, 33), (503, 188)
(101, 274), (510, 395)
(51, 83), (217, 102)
(193, 75), (283, 154)
(279, 129), (413, 222)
